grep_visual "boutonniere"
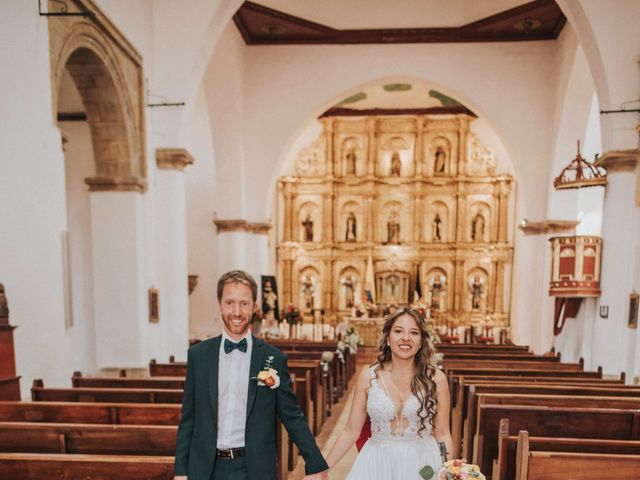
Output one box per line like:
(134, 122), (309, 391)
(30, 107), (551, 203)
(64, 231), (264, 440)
(254, 355), (280, 389)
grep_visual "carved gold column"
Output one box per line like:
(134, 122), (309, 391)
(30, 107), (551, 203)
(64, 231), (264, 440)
(323, 259), (333, 314)
(497, 179), (511, 243)
(452, 258), (466, 313)
(323, 191), (334, 242)
(282, 258), (293, 306)
(411, 191), (421, 242)
(493, 260), (505, 314)
(322, 118), (335, 177)
(365, 194), (374, 242)
(414, 116), (425, 176)
(367, 118), (378, 177)
(455, 183), (467, 242)
(281, 180), (295, 242)
(456, 116), (470, 177)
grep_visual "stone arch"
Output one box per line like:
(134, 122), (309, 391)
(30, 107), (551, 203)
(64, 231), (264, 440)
(51, 19), (145, 187)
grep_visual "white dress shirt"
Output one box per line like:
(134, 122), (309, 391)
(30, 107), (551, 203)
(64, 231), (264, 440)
(217, 329), (253, 449)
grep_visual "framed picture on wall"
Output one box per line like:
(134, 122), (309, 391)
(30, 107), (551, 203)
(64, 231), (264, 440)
(148, 287), (159, 323)
(628, 291), (639, 329)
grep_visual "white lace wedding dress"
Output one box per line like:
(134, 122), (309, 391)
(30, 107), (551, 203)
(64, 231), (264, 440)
(346, 367), (443, 480)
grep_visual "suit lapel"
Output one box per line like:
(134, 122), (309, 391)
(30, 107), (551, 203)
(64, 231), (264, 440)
(246, 335), (264, 419)
(208, 336), (222, 421)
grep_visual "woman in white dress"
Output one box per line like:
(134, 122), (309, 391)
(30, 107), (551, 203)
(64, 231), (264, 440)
(326, 308), (453, 479)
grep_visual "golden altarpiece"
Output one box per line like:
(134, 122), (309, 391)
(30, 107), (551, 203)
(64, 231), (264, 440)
(277, 112), (513, 336)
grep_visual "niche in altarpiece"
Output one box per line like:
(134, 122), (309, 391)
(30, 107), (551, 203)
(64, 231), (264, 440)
(466, 267), (489, 312)
(339, 137), (365, 177)
(379, 200), (405, 244)
(297, 200), (321, 243)
(378, 136), (413, 178)
(338, 200), (363, 242)
(468, 201), (491, 243)
(337, 266), (361, 311)
(297, 266), (321, 311)
(428, 136), (452, 177)
(425, 267), (448, 312)
(426, 201), (450, 242)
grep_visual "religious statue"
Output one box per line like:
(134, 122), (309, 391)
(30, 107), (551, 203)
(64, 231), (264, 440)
(434, 146), (446, 175)
(301, 214), (313, 242)
(430, 275), (443, 310)
(386, 211), (400, 244)
(432, 214), (442, 241)
(262, 280), (278, 321)
(345, 212), (357, 242)
(385, 274), (400, 302)
(390, 151), (401, 176)
(301, 275), (315, 309)
(343, 275), (355, 308)
(470, 275), (483, 309)
(471, 212), (485, 242)
(345, 150), (357, 175)
(0, 283), (8, 319)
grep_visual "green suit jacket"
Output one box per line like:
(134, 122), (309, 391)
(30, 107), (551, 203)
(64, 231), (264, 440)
(174, 335), (328, 479)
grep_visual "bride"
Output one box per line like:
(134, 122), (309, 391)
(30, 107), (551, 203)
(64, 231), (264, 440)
(326, 308), (453, 479)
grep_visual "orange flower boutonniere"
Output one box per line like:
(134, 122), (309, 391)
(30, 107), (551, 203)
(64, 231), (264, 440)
(255, 355), (280, 389)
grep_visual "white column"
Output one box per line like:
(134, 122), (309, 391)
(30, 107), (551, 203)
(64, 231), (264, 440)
(155, 149), (193, 362)
(591, 151), (639, 376)
(86, 179), (147, 369)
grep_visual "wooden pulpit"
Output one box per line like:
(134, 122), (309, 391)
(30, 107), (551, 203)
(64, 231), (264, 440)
(0, 283), (20, 400)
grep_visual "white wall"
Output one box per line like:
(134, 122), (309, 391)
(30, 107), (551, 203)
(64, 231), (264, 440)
(0, 2), (73, 396)
(61, 120), (97, 374)
(186, 88), (220, 339)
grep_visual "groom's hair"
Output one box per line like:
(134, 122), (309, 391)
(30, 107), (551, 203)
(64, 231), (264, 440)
(217, 270), (258, 303)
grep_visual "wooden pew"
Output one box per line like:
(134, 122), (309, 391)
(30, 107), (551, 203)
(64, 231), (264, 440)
(0, 421), (176, 455)
(473, 404), (640, 477)
(282, 351), (334, 417)
(466, 392), (640, 465)
(435, 344), (530, 354)
(450, 375), (631, 458)
(288, 360), (325, 435)
(457, 384), (640, 459)
(514, 430), (640, 480)
(0, 452), (174, 479)
(441, 352), (560, 362)
(443, 360), (584, 372)
(494, 420), (640, 480)
(72, 372), (185, 390)
(31, 380), (183, 404)
(0, 401), (181, 425)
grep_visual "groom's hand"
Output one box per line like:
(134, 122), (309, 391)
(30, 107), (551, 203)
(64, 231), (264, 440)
(174, 476), (187, 480)
(303, 470), (329, 479)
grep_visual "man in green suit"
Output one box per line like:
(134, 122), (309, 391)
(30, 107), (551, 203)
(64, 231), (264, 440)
(174, 270), (329, 480)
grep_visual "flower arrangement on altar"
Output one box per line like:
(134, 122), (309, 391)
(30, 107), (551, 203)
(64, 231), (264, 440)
(282, 304), (301, 325)
(420, 460), (485, 480)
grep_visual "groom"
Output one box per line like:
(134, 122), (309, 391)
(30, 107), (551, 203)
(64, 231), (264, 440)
(174, 270), (329, 480)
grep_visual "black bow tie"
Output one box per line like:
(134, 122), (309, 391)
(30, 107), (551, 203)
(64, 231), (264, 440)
(224, 338), (247, 354)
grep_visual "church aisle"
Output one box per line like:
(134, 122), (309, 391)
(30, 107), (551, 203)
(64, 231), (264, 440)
(288, 367), (361, 480)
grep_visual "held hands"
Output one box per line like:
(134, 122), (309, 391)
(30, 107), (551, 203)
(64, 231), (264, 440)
(173, 476), (187, 480)
(303, 470), (329, 480)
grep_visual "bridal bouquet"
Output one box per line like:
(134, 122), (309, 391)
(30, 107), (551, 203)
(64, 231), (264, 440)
(419, 460), (485, 480)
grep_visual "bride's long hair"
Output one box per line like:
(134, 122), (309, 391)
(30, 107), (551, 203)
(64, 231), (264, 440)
(374, 308), (438, 436)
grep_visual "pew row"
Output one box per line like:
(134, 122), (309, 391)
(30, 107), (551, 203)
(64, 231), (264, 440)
(493, 419), (640, 480)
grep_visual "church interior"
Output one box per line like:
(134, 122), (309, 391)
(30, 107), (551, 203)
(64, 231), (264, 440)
(1, 0), (640, 478)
